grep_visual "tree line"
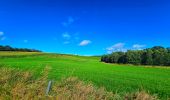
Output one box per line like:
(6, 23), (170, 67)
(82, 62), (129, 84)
(101, 46), (170, 66)
(0, 45), (41, 52)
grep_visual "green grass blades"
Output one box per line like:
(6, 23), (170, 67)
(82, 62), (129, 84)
(0, 66), (157, 100)
(0, 51), (170, 99)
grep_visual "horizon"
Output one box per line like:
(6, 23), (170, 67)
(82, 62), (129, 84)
(0, 0), (170, 55)
(0, 45), (169, 57)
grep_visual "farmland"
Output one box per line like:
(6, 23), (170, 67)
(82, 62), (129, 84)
(0, 52), (170, 99)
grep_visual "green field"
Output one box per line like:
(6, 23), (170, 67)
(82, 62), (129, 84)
(0, 52), (170, 99)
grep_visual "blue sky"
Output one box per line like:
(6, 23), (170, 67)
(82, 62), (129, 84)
(0, 0), (170, 55)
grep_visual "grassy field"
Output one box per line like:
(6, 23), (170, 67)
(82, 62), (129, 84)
(0, 52), (170, 99)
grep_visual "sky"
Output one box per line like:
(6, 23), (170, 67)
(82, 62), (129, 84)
(0, 0), (170, 55)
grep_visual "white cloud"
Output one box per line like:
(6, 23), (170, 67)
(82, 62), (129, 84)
(62, 16), (75, 27)
(106, 43), (127, 53)
(0, 32), (4, 36)
(132, 44), (146, 50)
(79, 40), (91, 46)
(62, 32), (71, 39)
(24, 40), (28, 43)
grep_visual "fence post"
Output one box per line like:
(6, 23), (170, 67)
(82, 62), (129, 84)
(46, 81), (52, 95)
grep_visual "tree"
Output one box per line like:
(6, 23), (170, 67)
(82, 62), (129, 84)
(141, 49), (153, 65)
(110, 52), (124, 63)
(118, 55), (127, 64)
(125, 50), (142, 65)
(164, 53), (170, 66)
(167, 47), (170, 53)
(101, 46), (170, 66)
(152, 50), (165, 65)
(0, 45), (41, 52)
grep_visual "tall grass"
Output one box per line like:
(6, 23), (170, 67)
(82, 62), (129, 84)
(0, 66), (158, 100)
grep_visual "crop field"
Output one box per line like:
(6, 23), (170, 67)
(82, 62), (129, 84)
(0, 52), (170, 99)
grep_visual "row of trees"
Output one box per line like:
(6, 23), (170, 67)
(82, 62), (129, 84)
(0, 45), (41, 52)
(101, 46), (170, 66)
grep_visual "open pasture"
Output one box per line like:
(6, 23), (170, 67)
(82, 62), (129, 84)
(0, 52), (170, 99)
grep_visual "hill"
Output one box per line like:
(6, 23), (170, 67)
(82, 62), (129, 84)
(0, 52), (170, 99)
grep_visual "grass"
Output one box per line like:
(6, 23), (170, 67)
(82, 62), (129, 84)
(0, 51), (42, 56)
(0, 66), (157, 100)
(0, 51), (170, 99)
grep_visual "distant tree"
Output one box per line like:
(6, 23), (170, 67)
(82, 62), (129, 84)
(151, 46), (165, 51)
(164, 53), (170, 66)
(141, 49), (153, 65)
(101, 55), (110, 63)
(125, 50), (142, 65)
(101, 46), (170, 66)
(101, 55), (105, 62)
(152, 50), (164, 65)
(118, 54), (127, 64)
(110, 52), (122, 63)
(167, 47), (170, 53)
(0, 45), (41, 52)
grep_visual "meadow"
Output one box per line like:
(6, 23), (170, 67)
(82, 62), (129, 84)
(0, 52), (170, 99)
